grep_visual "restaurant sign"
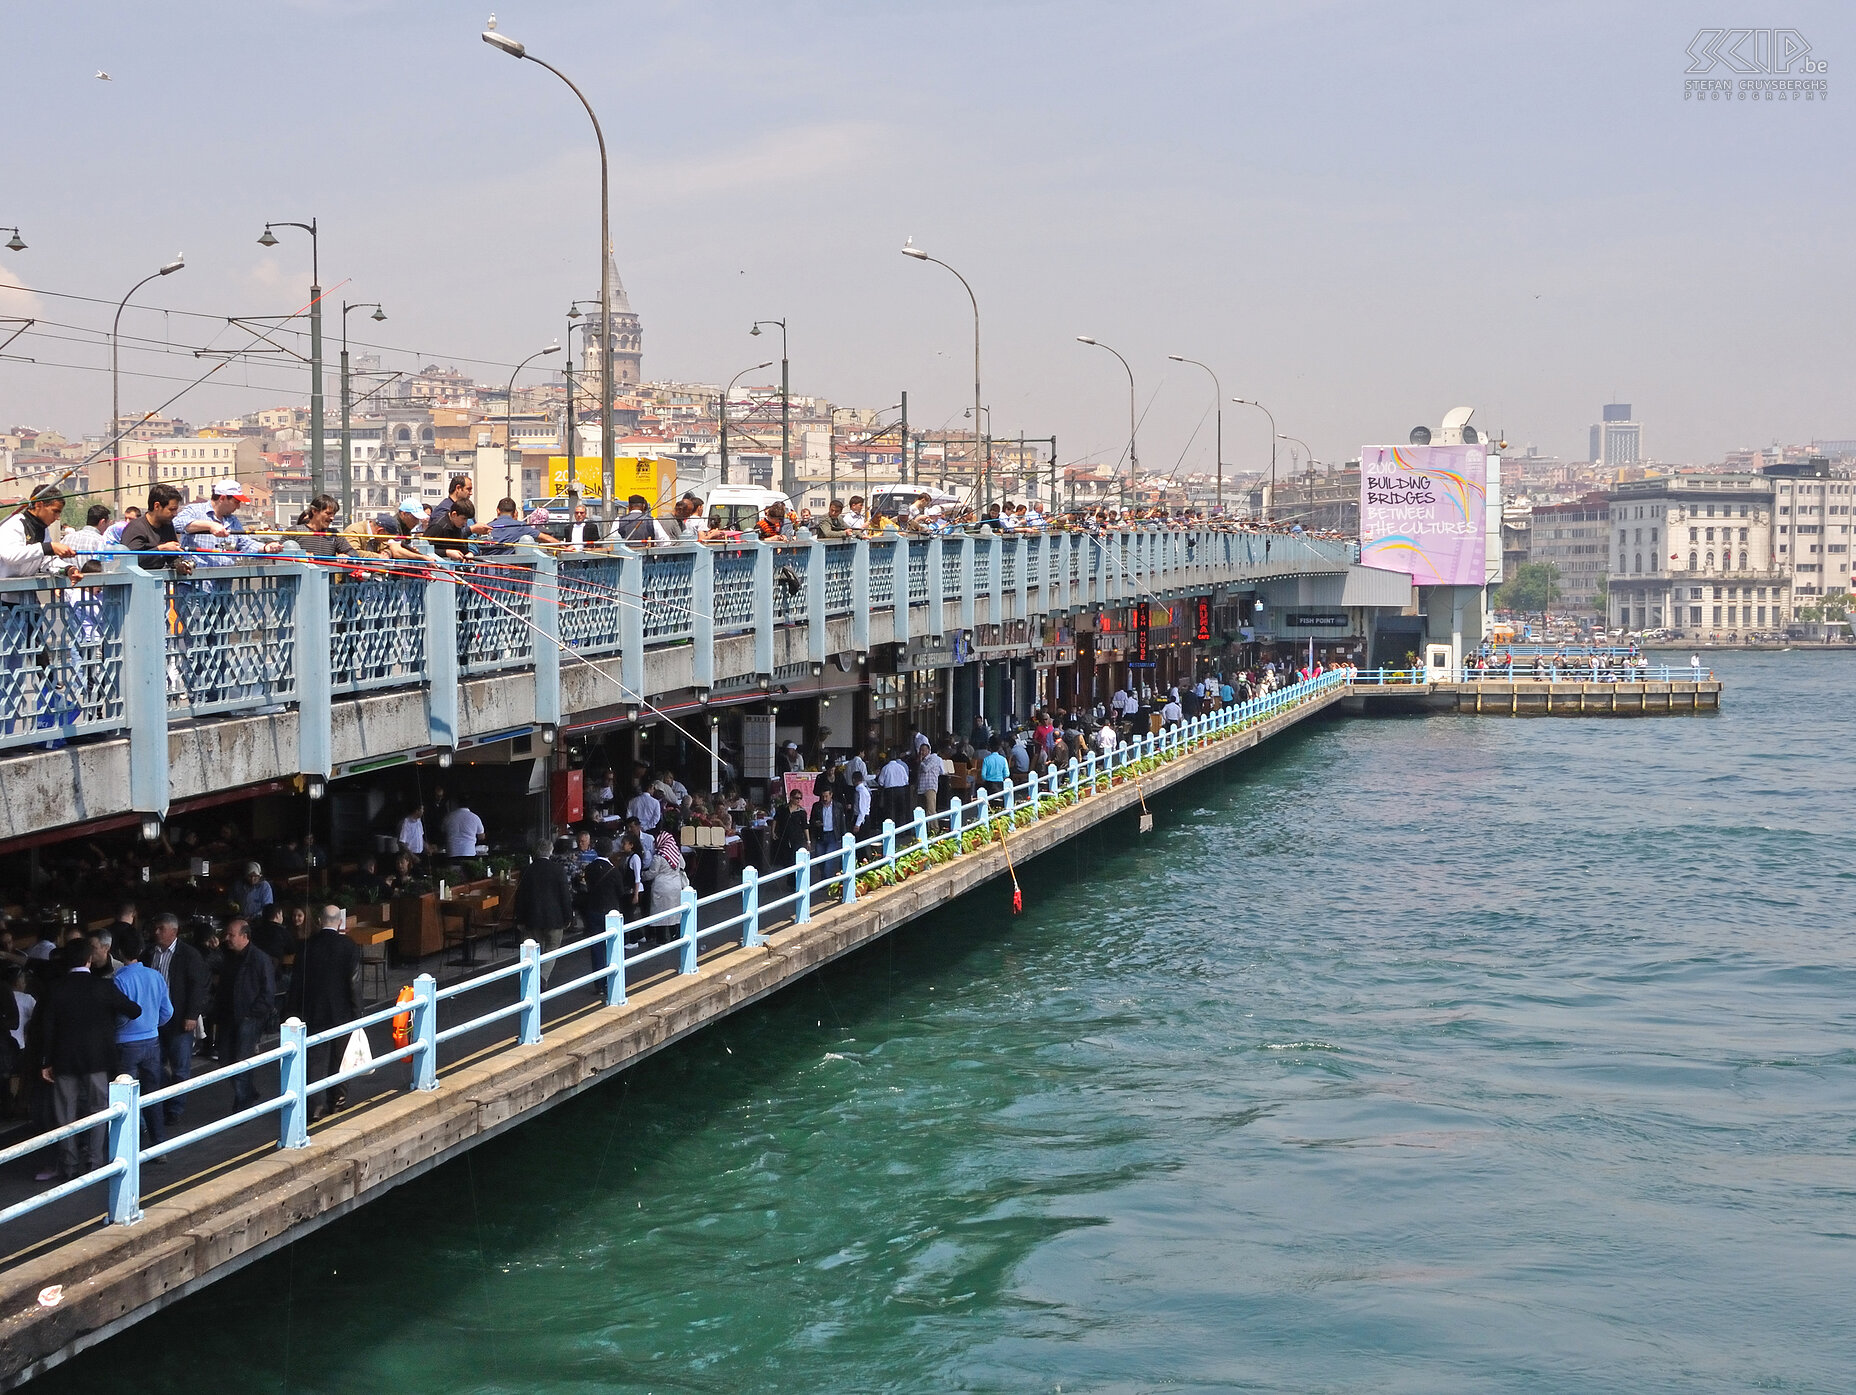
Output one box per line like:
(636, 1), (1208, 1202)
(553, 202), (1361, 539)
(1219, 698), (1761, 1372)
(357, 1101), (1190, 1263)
(1284, 612), (1350, 628)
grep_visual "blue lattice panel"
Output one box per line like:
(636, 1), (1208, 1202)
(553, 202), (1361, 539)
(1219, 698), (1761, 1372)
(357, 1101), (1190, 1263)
(0, 582), (130, 749)
(868, 541), (896, 607)
(456, 567), (535, 675)
(328, 576), (427, 694)
(165, 572), (299, 716)
(773, 547), (809, 624)
(642, 552), (696, 641)
(823, 543), (855, 616)
(712, 551), (757, 632)
(908, 540), (930, 603)
(558, 557), (624, 656)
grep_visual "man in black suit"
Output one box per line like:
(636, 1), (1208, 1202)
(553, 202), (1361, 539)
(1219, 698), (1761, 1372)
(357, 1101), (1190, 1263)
(550, 502), (604, 550)
(35, 935), (140, 1181)
(288, 906), (360, 1121)
(218, 918), (277, 1111)
(146, 913), (210, 1129)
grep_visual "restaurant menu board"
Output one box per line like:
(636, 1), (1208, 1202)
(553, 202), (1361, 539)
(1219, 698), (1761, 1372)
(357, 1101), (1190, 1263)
(782, 772), (820, 815)
(1359, 443), (1489, 586)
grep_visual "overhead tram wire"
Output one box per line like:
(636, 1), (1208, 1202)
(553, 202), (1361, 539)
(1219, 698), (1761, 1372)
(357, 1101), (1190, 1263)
(0, 277), (576, 375)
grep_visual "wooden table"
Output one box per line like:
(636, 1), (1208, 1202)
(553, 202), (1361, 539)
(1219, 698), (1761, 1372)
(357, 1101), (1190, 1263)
(343, 924), (396, 947)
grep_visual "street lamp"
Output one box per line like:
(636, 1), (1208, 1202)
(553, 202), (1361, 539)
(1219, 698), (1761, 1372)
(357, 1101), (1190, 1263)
(718, 361), (773, 488)
(1168, 354), (1223, 513)
(503, 345), (562, 502)
(259, 219), (326, 496)
(483, 28), (615, 521)
(1278, 433), (1317, 471)
(2, 228), (24, 253)
(900, 241), (989, 507)
(110, 255), (186, 507)
(1232, 399), (1278, 520)
(749, 320), (791, 499)
(1077, 337), (1138, 509)
(338, 301), (386, 522)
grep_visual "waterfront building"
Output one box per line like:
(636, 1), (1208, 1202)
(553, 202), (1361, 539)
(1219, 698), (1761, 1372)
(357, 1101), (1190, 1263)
(1528, 491), (1611, 610)
(1606, 473), (1788, 635)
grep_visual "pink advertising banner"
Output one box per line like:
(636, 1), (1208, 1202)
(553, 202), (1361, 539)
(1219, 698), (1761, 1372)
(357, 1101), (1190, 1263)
(1358, 444), (1489, 586)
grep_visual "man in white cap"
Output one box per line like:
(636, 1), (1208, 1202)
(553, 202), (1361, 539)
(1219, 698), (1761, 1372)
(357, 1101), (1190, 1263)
(366, 497), (431, 561)
(175, 480), (278, 566)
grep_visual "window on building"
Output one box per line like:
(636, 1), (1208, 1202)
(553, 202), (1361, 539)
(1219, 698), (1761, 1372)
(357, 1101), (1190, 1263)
(1705, 551), (1715, 569)
(1712, 606), (1722, 625)
(1757, 606), (1767, 624)
(1689, 606), (1703, 625)
(1739, 551), (1748, 569)
(1689, 527), (1699, 542)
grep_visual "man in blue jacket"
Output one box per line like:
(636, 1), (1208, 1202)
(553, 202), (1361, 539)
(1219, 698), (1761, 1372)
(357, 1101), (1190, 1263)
(111, 927), (173, 1149)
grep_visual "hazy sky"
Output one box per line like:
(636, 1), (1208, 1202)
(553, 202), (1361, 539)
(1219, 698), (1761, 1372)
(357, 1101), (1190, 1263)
(3, 1), (1851, 480)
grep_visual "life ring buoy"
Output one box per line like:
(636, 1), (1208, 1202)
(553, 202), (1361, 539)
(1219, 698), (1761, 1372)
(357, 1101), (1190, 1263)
(390, 985), (416, 1048)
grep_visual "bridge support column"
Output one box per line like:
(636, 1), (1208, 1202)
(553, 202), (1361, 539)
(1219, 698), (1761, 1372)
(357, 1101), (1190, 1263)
(690, 545), (714, 690)
(424, 573), (459, 749)
(122, 566), (170, 818)
(532, 551), (561, 729)
(850, 539), (869, 655)
(806, 539), (827, 666)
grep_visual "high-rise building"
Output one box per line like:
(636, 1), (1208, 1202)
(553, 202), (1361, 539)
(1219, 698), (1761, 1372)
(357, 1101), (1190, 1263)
(1590, 402), (1641, 468)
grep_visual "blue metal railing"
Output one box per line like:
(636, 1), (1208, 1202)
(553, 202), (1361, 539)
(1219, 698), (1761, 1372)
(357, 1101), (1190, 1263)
(0, 572), (131, 750)
(0, 669), (1348, 1235)
(1347, 665), (1713, 685)
(557, 555), (625, 657)
(329, 573), (426, 695)
(165, 567), (300, 716)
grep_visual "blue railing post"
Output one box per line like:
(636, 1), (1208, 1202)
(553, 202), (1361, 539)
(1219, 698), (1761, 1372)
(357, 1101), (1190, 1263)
(122, 566), (170, 818)
(1085, 749), (1097, 791)
(882, 817), (897, 864)
(603, 911), (627, 1005)
(913, 808), (928, 849)
(690, 545), (715, 690)
(519, 939), (542, 1045)
(806, 539), (827, 665)
(411, 972), (438, 1091)
(950, 796), (963, 852)
(743, 865), (766, 944)
(106, 1074), (142, 1226)
(752, 542), (775, 677)
(795, 848), (812, 924)
(618, 545), (646, 707)
(850, 538), (870, 654)
(1068, 756), (1080, 793)
(1025, 776), (1038, 821)
(294, 562), (332, 782)
(893, 539), (914, 644)
(1003, 779), (1016, 820)
(532, 549), (562, 728)
(424, 570), (459, 748)
(976, 787), (990, 829)
(279, 1018), (308, 1148)
(678, 887), (700, 973)
(839, 835), (857, 906)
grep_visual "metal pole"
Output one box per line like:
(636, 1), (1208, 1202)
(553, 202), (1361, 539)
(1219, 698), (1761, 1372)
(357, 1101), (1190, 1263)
(781, 345), (791, 499)
(828, 409), (837, 500)
(308, 221), (323, 498)
(718, 382), (727, 486)
(900, 390), (909, 488)
(1170, 356), (1222, 513)
(111, 265), (178, 508)
(339, 331), (351, 519)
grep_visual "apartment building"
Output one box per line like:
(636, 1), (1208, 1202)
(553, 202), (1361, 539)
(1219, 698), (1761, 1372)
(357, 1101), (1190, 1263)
(1607, 473), (1793, 636)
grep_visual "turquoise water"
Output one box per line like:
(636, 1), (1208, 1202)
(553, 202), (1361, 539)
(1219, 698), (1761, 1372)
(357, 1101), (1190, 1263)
(37, 652), (1856, 1392)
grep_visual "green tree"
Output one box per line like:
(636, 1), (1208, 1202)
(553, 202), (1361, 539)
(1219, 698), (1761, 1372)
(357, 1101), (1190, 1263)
(1593, 571), (1609, 612)
(1498, 561), (1561, 613)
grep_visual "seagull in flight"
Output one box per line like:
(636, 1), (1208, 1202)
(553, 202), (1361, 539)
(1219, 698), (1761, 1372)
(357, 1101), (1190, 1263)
(95, 70), (111, 80)
(485, 13), (496, 29)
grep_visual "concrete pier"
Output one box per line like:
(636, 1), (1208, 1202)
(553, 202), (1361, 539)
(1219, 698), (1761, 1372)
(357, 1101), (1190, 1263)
(0, 683), (1347, 1390)
(1345, 678), (1723, 716)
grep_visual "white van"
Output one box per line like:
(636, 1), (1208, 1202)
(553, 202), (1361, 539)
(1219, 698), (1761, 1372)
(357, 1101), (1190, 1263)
(703, 485), (790, 536)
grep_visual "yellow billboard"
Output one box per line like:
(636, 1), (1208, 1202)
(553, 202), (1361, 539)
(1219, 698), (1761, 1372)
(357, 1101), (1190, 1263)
(545, 456), (676, 508)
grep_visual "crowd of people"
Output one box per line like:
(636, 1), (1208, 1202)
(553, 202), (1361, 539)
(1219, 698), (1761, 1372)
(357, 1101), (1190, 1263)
(1, 898), (365, 1183)
(0, 473), (1347, 585)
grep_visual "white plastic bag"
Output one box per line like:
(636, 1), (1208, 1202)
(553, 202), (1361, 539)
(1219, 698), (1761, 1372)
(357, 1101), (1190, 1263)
(339, 1028), (374, 1077)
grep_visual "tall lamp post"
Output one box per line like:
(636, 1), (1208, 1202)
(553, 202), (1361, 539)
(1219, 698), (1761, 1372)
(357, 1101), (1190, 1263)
(1168, 354), (1223, 513)
(483, 28), (615, 520)
(1076, 337), (1138, 510)
(110, 255), (185, 507)
(338, 301), (386, 522)
(749, 320), (791, 499)
(900, 242), (989, 507)
(257, 220), (323, 494)
(1233, 398), (1277, 520)
(500, 345), (562, 504)
(718, 361), (772, 487)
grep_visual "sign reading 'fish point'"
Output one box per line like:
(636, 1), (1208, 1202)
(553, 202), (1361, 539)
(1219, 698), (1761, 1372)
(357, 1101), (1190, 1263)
(1358, 443), (1488, 586)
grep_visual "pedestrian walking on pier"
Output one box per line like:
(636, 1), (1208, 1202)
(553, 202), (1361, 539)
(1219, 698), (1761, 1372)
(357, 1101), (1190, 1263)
(514, 839), (576, 983)
(289, 907), (360, 1121)
(147, 913), (207, 1129)
(35, 935), (139, 1181)
(110, 927), (172, 1150)
(217, 919), (276, 1111)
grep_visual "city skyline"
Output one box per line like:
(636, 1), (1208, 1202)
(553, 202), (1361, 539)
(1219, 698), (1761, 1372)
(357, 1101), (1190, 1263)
(0, 2), (1851, 476)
